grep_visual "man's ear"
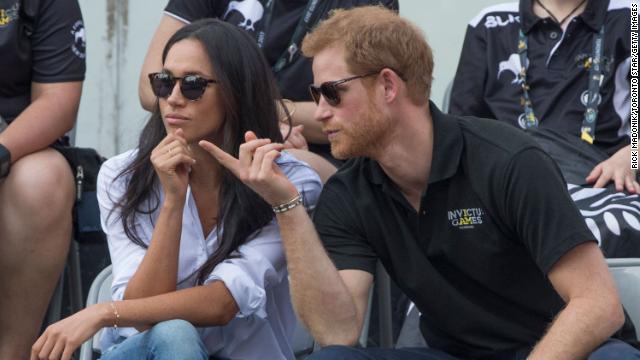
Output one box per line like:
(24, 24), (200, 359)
(380, 68), (401, 103)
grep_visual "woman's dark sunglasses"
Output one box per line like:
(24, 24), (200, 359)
(148, 72), (218, 101)
(308, 71), (379, 107)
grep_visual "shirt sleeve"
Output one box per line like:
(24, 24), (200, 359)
(313, 180), (378, 275)
(30, 0), (85, 83)
(97, 153), (150, 303)
(449, 21), (492, 118)
(164, 0), (227, 23)
(499, 147), (595, 274)
(204, 156), (322, 319)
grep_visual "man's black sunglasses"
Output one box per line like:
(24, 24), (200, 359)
(148, 72), (218, 101)
(308, 71), (379, 107)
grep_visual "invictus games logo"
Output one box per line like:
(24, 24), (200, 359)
(448, 208), (484, 229)
(0, 3), (19, 27)
(70, 20), (86, 59)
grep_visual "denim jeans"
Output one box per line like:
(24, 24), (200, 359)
(307, 339), (640, 360)
(100, 319), (209, 360)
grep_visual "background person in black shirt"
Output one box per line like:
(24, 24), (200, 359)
(200, 5), (640, 360)
(450, 0), (635, 192)
(0, 0), (85, 357)
(450, 0), (639, 257)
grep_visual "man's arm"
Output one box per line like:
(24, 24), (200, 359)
(199, 132), (372, 346)
(528, 242), (624, 360)
(139, 15), (187, 111)
(449, 19), (492, 117)
(277, 205), (373, 346)
(0, 81), (81, 162)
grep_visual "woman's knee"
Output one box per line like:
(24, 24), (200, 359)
(146, 320), (208, 359)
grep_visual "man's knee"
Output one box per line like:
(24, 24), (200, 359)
(2, 148), (74, 216)
(589, 339), (640, 359)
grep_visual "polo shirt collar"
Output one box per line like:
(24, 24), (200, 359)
(368, 101), (463, 187)
(580, 0), (608, 31)
(520, 0), (608, 34)
(427, 101), (463, 184)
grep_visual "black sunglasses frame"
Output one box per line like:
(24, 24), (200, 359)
(148, 72), (218, 101)
(308, 71), (380, 107)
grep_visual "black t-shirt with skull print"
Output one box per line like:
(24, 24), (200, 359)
(0, 0), (85, 123)
(449, 0), (631, 156)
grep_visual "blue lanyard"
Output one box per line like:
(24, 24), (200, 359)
(517, 25), (605, 144)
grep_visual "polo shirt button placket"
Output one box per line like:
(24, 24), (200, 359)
(549, 31), (558, 40)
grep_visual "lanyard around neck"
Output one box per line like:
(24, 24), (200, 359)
(517, 25), (605, 144)
(258, 0), (322, 73)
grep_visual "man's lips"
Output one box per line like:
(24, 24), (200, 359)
(325, 129), (340, 140)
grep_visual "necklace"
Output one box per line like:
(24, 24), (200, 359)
(536, 0), (588, 27)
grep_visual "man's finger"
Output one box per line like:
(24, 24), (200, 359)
(245, 131), (258, 142)
(199, 140), (241, 174)
(251, 143), (284, 178)
(260, 149), (283, 177)
(239, 138), (272, 169)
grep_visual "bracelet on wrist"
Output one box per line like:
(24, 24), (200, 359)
(109, 301), (120, 329)
(279, 99), (296, 124)
(272, 193), (303, 214)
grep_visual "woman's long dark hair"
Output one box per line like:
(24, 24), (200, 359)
(113, 19), (284, 284)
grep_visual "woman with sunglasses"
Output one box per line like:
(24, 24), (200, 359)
(31, 19), (322, 360)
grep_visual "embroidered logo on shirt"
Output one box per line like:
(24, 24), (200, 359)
(0, 3), (19, 27)
(484, 14), (520, 29)
(448, 208), (484, 229)
(498, 53), (529, 84)
(223, 0), (264, 32)
(70, 20), (86, 59)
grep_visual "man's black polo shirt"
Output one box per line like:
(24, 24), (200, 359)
(313, 103), (595, 358)
(450, 0), (631, 156)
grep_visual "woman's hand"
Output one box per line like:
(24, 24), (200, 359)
(150, 128), (196, 201)
(199, 131), (298, 206)
(586, 145), (640, 193)
(31, 303), (110, 360)
(280, 123), (308, 150)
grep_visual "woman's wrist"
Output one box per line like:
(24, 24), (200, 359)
(96, 302), (116, 328)
(162, 195), (186, 209)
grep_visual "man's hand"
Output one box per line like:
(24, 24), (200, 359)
(199, 131), (298, 206)
(586, 145), (639, 193)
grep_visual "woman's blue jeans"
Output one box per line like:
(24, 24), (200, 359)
(100, 319), (209, 360)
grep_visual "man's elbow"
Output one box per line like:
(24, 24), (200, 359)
(606, 298), (626, 334)
(594, 292), (626, 336)
(314, 325), (361, 348)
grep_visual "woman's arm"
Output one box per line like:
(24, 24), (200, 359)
(31, 281), (239, 360)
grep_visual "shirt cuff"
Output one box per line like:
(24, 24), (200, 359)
(205, 262), (268, 319)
